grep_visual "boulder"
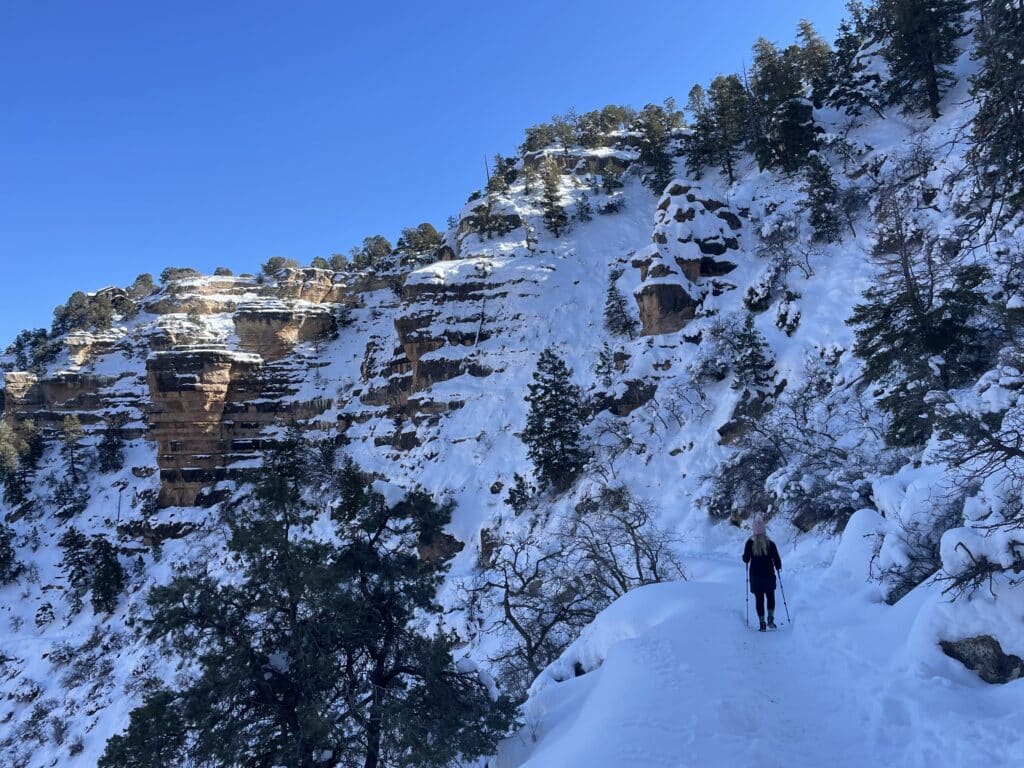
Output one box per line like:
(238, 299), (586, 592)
(940, 635), (1024, 684)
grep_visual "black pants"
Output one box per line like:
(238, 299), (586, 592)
(754, 590), (776, 618)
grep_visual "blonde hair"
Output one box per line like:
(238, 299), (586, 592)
(751, 533), (769, 557)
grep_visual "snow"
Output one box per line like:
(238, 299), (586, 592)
(498, 534), (1024, 768)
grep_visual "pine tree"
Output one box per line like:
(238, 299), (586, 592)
(61, 414), (85, 483)
(848, 172), (995, 445)
(684, 84), (716, 179)
(0, 524), (20, 584)
(634, 101), (680, 193)
(541, 158), (569, 237)
(750, 37), (818, 171)
(90, 536), (125, 614)
(707, 75), (749, 183)
(523, 348), (588, 491)
(827, 1), (884, 116)
(98, 416), (127, 474)
(876, 0), (966, 119)
(601, 168), (623, 195)
(797, 19), (833, 104)
(576, 192), (594, 222)
(505, 473), (535, 515)
(970, 0), (1024, 219)
(802, 153), (842, 242)
(595, 342), (616, 388)
(731, 315), (776, 391)
(604, 271), (638, 339)
(59, 527), (92, 612)
(100, 439), (515, 768)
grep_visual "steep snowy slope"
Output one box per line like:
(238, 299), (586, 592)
(2, 10), (1024, 767)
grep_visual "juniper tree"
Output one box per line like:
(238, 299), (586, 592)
(523, 348), (587, 492)
(970, 0), (1024, 220)
(802, 153), (842, 242)
(604, 271), (638, 339)
(876, 0), (966, 119)
(541, 158), (569, 236)
(350, 235), (394, 271)
(100, 440), (515, 768)
(261, 256), (300, 276)
(89, 536), (125, 614)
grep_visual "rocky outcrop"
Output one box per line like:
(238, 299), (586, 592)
(234, 302), (337, 362)
(940, 635), (1024, 684)
(633, 182), (745, 336)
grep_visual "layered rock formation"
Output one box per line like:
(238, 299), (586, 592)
(632, 184), (744, 336)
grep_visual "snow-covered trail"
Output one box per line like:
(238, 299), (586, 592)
(498, 543), (1024, 768)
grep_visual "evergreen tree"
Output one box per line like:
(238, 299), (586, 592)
(0, 422), (29, 506)
(802, 153), (842, 242)
(0, 523), (20, 584)
(750, 37), (818, 171)
(707, 75), (749, 183)
(59, 527), (92, 613)
(261, 256), (300, 276)
(595, 342), (616, 388)
(731, 315), (776, 391)
(395, 222), (443, 264)
(684, 84), (716, 179)
(505, 473), (535, 515)
(970, 0), (1024, 219)
(876, 0), (966, 119)
(600, 168), (623, 195)
(100, 440), (515, 768)
(98, 415), (127, 474)
(796, 19), (833, 104)
(604, 271), (638, 339)
(90, 536), (125, 614)
(634, 101), (681, 193)
(523, 348), (588, 491)
(827, 1), (885, 116)
(576, 192), (594, 223)
(849, 173), (995, 445)
(128, 273), (155, 300)
(541, 158), (569, 237)
(350, 235), (394, 271)
(61, 414), (85, 484)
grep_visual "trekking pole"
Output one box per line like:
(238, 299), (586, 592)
(745, 562), (750, 628)
(777, 568), (791, 624)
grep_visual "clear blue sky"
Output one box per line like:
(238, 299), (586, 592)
(0, 0), (847, 349)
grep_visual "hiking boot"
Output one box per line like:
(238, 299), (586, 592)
(759, 619), (767, 632)
(767, 614), (776, 629)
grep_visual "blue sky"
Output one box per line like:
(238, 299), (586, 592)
(0, 0), (847, 349)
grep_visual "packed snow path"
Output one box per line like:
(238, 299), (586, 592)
(498, 542), (1024, 768)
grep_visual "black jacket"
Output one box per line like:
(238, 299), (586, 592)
(743, 537), (781, 593)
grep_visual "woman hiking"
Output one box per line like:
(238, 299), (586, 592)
(743, 517), (782, 631)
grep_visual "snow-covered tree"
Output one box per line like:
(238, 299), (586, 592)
(875, 0), (966, 119)
(523, 348), (587, 491)
(802, 153), (842, 242)
(604, 270), (638, 339)
(541, 158), (569, 236)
